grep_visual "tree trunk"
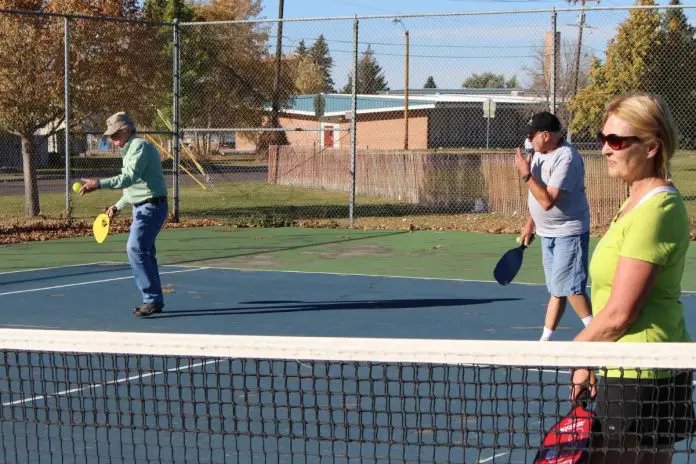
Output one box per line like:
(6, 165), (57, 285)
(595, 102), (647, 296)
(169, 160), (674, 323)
(20, 134), (40, 217)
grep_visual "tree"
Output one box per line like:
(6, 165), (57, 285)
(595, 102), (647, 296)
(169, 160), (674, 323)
(644, 0), (696, 148)
(506, 75), (519, 88)
(524, 36), (594, 126)
(0, 0), (163, 216)
(462, 72), (505, 88)
(308, 34), (334, 93)
(341, 45), (388, 94)
(295, 39), (308, 58)
(423, 76), (437, 88)
(568, 0), (662, 136)
(294, 54), (325, 94)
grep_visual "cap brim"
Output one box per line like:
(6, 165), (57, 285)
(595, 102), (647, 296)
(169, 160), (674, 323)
(103, 125), (124, 137)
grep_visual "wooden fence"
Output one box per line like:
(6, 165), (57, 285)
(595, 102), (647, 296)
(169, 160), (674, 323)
(268, 145), (626, 226)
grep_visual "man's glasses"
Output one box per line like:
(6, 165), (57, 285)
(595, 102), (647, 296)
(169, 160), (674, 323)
(596, 131), (644, 150)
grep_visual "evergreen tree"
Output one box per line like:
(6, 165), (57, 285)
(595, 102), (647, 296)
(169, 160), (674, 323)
(569, 0), (662, 135)
(308, 34), (335, 92)
(423, 76), (437, 88)
(342, 45), (388, 94)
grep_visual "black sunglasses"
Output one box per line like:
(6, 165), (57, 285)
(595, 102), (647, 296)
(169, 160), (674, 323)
(596, 131), (643, 150)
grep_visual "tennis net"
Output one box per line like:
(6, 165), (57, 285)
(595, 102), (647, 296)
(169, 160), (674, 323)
(0, 328), (695, 463)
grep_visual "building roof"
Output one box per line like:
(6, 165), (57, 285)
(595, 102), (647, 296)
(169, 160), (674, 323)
(282, 92), (547, 117)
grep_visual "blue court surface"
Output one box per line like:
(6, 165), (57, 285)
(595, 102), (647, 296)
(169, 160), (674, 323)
(2, 263), (696, 463)
(0, 262), (593, 339)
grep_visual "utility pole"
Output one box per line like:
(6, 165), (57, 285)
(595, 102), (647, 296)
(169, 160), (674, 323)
(404, 29), (409, 150)
(393, 19), (409, 150)
(271, 0), (284, 136)
(568, 0), (587, 143)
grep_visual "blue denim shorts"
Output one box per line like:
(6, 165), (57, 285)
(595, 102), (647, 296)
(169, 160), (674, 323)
(540, 232), (589, 297)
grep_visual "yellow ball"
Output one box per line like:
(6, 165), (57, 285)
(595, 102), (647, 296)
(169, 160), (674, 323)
(516, 237), (521, 243)
(72, 182), (82, 193)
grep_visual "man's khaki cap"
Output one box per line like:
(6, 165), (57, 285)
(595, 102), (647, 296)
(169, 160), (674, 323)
(104, 112), (135, 136)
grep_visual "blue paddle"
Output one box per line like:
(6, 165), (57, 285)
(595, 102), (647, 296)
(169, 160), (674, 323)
(493, 239), (527, 286)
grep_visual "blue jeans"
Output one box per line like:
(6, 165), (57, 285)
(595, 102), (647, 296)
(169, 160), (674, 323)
(127, 200), (168, 304)
(540, 232), (589, 297)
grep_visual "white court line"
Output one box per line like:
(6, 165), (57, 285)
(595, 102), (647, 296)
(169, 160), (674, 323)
(160, 264), (546, 287)
(0, 262), (111, 276)
(160, 264), (696, 294)
(0, 268), (207, 297)
(2, 358), (221, 406)
(478, 452), (510, 463)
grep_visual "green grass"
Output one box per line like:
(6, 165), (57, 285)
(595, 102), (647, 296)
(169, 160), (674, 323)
(0, 181), (404, 223)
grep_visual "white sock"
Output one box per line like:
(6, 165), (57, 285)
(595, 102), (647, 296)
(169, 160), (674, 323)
(581, 315), (593, 327)
(540, 327), (553, 341)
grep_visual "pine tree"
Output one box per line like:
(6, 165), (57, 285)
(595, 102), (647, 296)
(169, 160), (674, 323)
(308, 34), (335, 92)
(645, 0), (696, 147)
(295, 39), (308, 58)
(423, 76), (437, 88)
(342, 45), (388, 94)
(569, 0), (662, 135)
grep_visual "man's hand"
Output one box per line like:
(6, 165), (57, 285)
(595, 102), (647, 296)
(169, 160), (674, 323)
(514, 147), (531, 177)
(79, 179), (100, 195)
(105, 205), (119, 219)
(518, 228), (535, 247)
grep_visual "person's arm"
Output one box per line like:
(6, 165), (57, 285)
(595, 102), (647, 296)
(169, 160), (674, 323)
(515, 148), (573, 210)
(519, 216), (535, 246)
(99, 143), (149, 190)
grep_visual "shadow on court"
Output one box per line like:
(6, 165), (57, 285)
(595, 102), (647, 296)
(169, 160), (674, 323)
(142, 297), (522, 319)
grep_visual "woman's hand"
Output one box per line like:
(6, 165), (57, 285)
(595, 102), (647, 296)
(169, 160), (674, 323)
(570, 368), (597, 402)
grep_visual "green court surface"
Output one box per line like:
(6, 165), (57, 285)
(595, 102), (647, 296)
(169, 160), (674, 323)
(3, 226), (696, 290)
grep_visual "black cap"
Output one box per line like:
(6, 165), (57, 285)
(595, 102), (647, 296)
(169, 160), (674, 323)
(527, 111), (562, 133)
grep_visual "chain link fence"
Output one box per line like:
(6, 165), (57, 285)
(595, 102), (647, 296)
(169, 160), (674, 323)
(2, 5), (696, 232)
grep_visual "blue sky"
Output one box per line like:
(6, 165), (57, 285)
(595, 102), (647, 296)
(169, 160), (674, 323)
(256, 1), (696, 91)
(260, 1), (665, 19)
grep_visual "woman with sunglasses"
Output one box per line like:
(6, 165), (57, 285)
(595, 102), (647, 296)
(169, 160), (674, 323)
(570, 93), (695, 463)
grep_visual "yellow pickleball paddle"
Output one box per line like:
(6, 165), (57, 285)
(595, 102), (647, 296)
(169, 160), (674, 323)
(92, 213), (110, 244)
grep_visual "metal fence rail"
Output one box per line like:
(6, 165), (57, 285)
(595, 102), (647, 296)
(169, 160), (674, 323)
(1, 5), (695, 230)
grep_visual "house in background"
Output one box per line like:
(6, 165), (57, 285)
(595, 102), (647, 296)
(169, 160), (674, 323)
(235, 89), (549, 152)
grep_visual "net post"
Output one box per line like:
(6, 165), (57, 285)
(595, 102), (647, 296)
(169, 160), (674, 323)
(172, 17), (180, 223)
(349, 16), (359, 227)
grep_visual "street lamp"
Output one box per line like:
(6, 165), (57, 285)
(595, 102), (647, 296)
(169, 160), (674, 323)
(393, 18), (409, 150)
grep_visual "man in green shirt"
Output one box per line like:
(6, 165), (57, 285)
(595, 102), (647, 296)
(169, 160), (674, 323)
(80, 112), (168, 317)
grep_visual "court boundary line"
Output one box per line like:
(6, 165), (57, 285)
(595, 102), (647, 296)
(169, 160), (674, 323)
(0, 261), (115, 276)
(0, 267), (207, 297)
(101, 261), (696, 293)
(2, 358), (221, 406)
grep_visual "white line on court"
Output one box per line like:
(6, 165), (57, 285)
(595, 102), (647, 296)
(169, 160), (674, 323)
(2, 358), (221, 406)
(478, 452), (511, 463)
(158, 264), (696, 294)
(0, 268), (207, 297)
(0, 262), (112, 276)
(158, 264), (547, 287)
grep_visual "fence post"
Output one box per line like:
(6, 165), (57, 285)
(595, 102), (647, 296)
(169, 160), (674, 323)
(172, 18), (180, 222)
(349, 16), (359, 227)
(64, 16), (71, 218)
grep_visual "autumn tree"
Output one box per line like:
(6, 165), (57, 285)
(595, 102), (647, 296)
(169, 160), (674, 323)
(0, 0), (163, 216)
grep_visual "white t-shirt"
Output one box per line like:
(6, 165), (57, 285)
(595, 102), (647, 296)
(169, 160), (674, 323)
(528, 141), (591, 237)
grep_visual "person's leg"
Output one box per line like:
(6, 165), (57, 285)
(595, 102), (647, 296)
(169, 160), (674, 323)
(127, 202), (167, 307)
(540, 236), (565, 341)
(552, 233), (593, 327)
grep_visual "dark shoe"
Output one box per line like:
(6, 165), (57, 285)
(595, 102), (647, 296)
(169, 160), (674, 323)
(132, 302), (164, 317)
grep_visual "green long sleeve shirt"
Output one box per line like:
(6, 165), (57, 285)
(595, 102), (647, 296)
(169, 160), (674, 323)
(98, 136), (168, 211)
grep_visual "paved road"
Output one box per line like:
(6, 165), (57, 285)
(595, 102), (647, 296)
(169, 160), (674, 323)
(0, 168), (268, 196)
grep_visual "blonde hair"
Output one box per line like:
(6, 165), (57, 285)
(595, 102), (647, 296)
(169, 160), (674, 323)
(601, 93), (678, 180)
